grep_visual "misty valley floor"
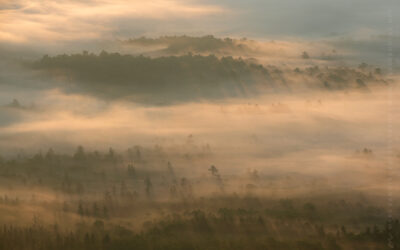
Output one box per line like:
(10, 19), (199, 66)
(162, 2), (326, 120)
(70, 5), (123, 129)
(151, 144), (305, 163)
(0, 147), (398, 250)
(0, 34), (399, 250)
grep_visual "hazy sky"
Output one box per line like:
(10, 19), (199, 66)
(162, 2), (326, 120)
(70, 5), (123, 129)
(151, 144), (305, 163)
(1, 0), (399, 68)
(1, 0), (399, 45)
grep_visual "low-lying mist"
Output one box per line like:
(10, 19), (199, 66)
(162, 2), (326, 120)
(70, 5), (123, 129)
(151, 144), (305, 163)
(0, 35), (399, 249)
(0, 85), (398, 191)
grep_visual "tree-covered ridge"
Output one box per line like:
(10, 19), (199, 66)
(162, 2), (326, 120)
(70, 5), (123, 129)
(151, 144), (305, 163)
(31, 52), (269, 104)
(31, 52), (388, 104)
(125, 35), (249, 54)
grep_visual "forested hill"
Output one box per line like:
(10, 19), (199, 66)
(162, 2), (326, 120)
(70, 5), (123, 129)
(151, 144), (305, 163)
(125, 35), (250, 54)
(32, 52), (269, 104)
(31, 52), (387, 105)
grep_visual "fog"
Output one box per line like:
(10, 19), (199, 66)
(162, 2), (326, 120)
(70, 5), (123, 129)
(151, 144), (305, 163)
(0, 36), (398, 198)
(0, 76), (398, 189)
(0, 6), (399, 246)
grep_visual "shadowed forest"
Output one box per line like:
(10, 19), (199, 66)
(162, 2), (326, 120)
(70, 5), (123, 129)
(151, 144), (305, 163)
(30, 50), (387, 104)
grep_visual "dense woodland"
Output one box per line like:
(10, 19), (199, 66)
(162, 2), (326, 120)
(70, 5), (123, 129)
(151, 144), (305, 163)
(30, 52), (387, 104)
(0, 146), (398, 250)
